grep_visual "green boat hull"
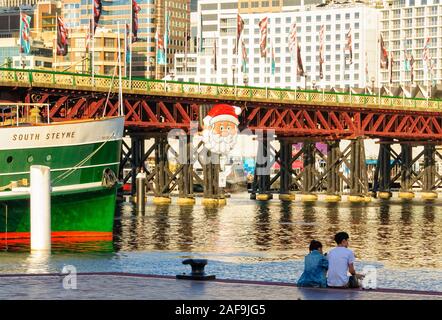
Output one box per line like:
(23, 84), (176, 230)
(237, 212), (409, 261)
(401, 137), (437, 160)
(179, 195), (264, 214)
(0, 186), (117, 234)
(0, 116), (124, 238)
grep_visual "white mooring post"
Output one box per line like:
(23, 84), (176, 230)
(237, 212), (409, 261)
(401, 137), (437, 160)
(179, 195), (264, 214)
(30, 165), (51, 252)
(136, 169), (147, 213)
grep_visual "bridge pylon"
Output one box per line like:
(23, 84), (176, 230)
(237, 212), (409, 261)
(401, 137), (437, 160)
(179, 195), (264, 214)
(348, 137), (371, 203)
(398, 143), (415, 199)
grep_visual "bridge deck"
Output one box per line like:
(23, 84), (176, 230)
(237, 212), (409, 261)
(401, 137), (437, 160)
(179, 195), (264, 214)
(1, 68), (441, 113)
(0, 273), (440, 300)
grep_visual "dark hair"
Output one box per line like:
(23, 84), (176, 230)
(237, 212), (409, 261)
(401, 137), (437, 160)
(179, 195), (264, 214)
(309, 240), (322, 252)
(334, 232), (349, 244)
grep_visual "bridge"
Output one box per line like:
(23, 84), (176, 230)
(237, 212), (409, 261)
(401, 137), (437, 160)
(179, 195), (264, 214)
(2, 68), (442, 204)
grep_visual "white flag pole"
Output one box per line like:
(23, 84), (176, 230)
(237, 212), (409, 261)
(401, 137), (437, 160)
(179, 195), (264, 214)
(54, 12), (57, 71)
(129, 1), (133, 86)
(117, 22), (123, 116)
(91, 0), (95, 85)
(164, 3), (168, 85)
(294, 25), (298, 98)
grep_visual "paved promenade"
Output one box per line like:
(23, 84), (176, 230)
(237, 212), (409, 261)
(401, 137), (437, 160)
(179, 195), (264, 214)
(0, 273), (441, 300)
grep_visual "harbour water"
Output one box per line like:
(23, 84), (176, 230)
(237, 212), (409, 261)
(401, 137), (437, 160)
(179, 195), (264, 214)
(0, 193), (442, 292)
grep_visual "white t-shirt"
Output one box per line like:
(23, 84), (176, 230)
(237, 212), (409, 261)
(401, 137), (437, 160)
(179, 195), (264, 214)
(327, 247), (355, 287)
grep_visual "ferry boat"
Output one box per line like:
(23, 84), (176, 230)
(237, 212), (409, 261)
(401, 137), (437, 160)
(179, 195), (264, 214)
(0, 103), (124, 243)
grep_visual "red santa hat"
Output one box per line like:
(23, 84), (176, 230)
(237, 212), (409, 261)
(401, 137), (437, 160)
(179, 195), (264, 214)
(203, 104), (242, 127)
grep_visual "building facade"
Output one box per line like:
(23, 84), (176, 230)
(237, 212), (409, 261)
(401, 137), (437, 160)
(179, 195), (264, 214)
(53, 28), (126, 75)
(195, 0), (380, 89)
(60, 0), (190, 79)
(380, 0), (442, 87)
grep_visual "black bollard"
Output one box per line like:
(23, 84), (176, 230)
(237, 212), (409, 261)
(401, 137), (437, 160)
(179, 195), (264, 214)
(176, 259), (216, 280)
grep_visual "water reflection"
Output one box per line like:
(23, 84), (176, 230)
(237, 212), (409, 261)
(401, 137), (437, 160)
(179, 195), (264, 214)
(1, 194), (441, 270)
(117, 195), (442, 269)
(177, 206), (194, 251)
(254, 202), (271, 250)
(277, 202), (294, 249)
(152, 205), (171, 250)
(26, 252), (51, 274)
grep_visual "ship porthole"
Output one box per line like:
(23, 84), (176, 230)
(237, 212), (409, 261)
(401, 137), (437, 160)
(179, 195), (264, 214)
(46, 154), (52, 162)
(6, 156), (13, 164)
(27, 155), (34, 163)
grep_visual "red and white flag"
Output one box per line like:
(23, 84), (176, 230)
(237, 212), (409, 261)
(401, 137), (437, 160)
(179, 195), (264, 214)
(235, 14), (245, 54)
(56, 16), (69, 56)
(380, 33), (389, 69)
(319, 25), (324, 79)
(288, 23), (297, 54)
(345, 28), (353, 65)
(258, 17), (268, 58)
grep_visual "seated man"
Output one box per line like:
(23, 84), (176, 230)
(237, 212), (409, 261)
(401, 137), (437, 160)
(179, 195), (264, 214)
(327, 232), (362, 288)
(297, 240), (328, 288)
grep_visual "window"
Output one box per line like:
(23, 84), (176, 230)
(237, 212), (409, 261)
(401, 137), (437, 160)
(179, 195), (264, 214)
(104, 52), (114, 61)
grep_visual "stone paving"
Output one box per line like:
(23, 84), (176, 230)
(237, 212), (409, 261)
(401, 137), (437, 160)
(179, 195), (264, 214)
(0, 273), (441, 300)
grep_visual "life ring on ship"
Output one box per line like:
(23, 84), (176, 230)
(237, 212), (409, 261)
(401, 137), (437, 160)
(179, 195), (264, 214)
(102, 168), (118, 188)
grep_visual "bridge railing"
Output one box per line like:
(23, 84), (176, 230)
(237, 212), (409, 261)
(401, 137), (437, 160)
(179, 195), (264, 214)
(0, 68), (441, 112)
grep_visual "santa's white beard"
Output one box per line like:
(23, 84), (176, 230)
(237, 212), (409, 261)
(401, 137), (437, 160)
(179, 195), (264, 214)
(202, 128), (238, 155)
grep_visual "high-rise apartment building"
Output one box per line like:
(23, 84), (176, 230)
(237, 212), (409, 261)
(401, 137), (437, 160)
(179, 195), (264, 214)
(0, 0), (41, 7)
(194, 0), (379, 89)
(61, 0), (190, 79)
(380, 0), (442, 87)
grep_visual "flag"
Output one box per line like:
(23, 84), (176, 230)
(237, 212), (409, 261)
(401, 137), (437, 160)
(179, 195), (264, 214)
(271, 44), (275, 75)
(235, 14), (245, 54)
(389, 52), (394, 84)
(410, 53), (415, 83)
(132, 0), (141, 42)
(380, 33), (389, 69)
(422, 37), (430, 78)
(213, 38), (217, 71)
(288, 23), (297, 54)
(258, 17), (268, 58)
(345, 28), (353, 65)
(297, 43), (304, 76)
(319, 25), (324, 79)
(93, 0), (102, 33)
(155, 28), (165, 65)
(241, 39), (248, 73)
(403, 39), (410, 72)
(184, 31), (191, 71)
(56, 16), (69, 56)
(365, 51), (368, 81)
(19, 13), (31, 54)
(164, 11), (170, 48)
(125, 24), (131, 64)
